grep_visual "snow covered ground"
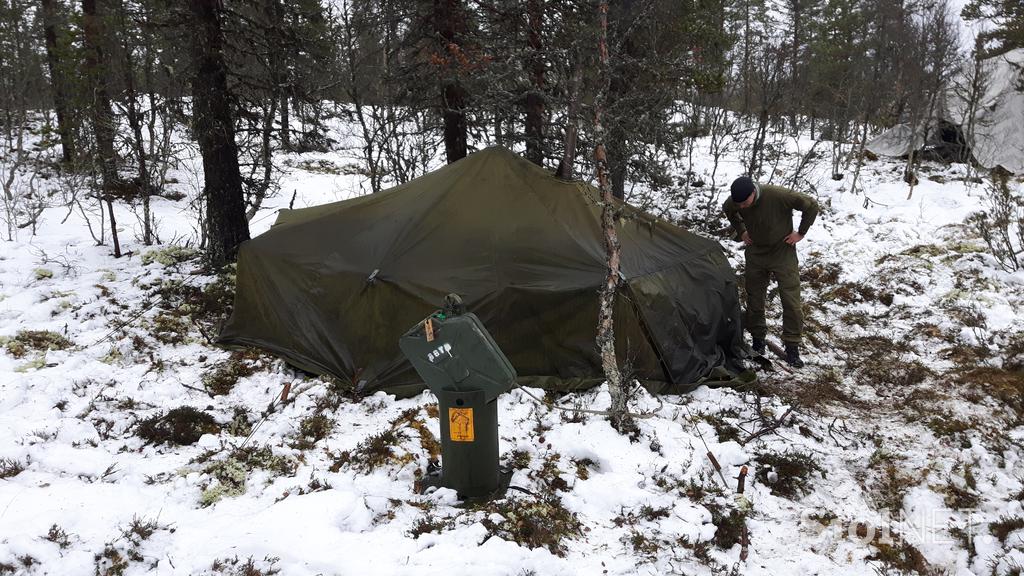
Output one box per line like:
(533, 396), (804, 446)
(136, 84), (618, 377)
(1, 124), (1023, 576)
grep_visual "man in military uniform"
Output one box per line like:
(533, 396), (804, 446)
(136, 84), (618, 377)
(723, 176), (819, 367)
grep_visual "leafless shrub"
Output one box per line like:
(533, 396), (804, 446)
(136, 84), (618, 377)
(968, 172), (1023, 272)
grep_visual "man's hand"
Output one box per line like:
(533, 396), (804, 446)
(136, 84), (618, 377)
(784, 232), (804, 245)
(741, 231), (752, 245)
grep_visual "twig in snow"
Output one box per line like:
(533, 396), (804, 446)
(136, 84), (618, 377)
(741, 407), (794, 445)
(827, 417), (855, 449)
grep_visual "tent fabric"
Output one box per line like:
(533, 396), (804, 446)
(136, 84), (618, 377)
(218, 146), (745, 396)
(866, 48), (1024, 174)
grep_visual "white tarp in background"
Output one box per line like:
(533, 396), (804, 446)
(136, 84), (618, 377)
(867, 48), (1024, 174)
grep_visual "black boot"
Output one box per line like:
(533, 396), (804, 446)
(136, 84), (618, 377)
(752, 338), (766, 355)
(785, 344), (804, 368)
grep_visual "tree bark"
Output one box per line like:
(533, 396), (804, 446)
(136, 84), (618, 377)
(280, 91), (291, 151)
(81, 0), (119, 188)
(594, 0), (630, 431)
(265, 0), (290, 150)
(188, 0), (250, 267)
(601, 0), (636, 200)
(556, 63), (582, 180)
(41, 0), (75, 164)
(436, 0), (467, 163)
(524, 0), (545, 166)
(105, 197), (121, 257)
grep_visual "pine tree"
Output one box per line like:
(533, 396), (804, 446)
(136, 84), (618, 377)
(40, 0), (76, 163)
(962, 0), (1024, 56)
(188, 0), (249, 267)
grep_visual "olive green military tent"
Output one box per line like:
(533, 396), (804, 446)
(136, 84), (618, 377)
(218, 146), (745, 397)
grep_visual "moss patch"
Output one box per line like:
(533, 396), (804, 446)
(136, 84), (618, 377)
(202, 351), (263, 396)
(926, 415), (973, 438)
(754, 450), (824, 499)
(292, 414), (335, 449)
(136, 406), (220, 446)
(199, 445), (297, 507)
(141, 245), (198, 267)
(408, 515), (453, 538)
(331, 429), (411, 473)
(4, 330), (72, 358)
(94, 544), (130, 576)
(200, 458), (248, 506)
(711, 506), (748, 550)
(479, 495), (583, 557)
(146, 273), (237, 342)
(226, 407), (253, 437)
(701, 410), (742, 443)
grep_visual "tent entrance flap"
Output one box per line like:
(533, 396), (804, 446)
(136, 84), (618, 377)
(622, 282), (676, 387)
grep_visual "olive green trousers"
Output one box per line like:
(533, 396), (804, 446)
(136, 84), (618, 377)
(744, 243), (802, 345)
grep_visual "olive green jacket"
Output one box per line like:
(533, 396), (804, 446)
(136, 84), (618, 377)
(722, 184), (819, 249)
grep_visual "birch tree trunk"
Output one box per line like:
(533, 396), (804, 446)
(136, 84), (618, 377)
(594, 0), (630, 431)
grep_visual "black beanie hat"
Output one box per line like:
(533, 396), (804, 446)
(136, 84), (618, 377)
(730, 176), (756, 203)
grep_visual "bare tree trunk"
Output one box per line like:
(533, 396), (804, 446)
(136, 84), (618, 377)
(41, 0), (75, 164)
(280, 93), (291, 150)
(81, 0), (119, 188)
(905, 89), (939, 199)
(962, 45), (986, 183)
(524, 0), (545, 166)
(742, 0), (752, 113)
(1, 112), (27, 241)
(339, 0), (381, 193)
(188, 0), (250, 267)
(848, 116), (869, 195)
(748, 108), (769, 177)
(556, 62), (582, 180)
(118, 5), (153, 245)
(266, 0), (291, 151)
(436, 0), (467, 163)
(594, 0), (630, 432)
(105, 197), (121, 257)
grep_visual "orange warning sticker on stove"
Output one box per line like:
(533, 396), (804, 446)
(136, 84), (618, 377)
(448, 407), (474, 442)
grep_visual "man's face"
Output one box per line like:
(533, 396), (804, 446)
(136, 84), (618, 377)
(738, 190), (756, 209)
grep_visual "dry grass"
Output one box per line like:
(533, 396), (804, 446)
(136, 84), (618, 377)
(990, 515), (1024, 544)
(331, 405), (440, 475)
(758, 372), (861, 412)
(957, 367), (1024, 421)
(0, 458), (25, 479)
(852, 517), (938, 575)
(836, 335), (934, 390)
